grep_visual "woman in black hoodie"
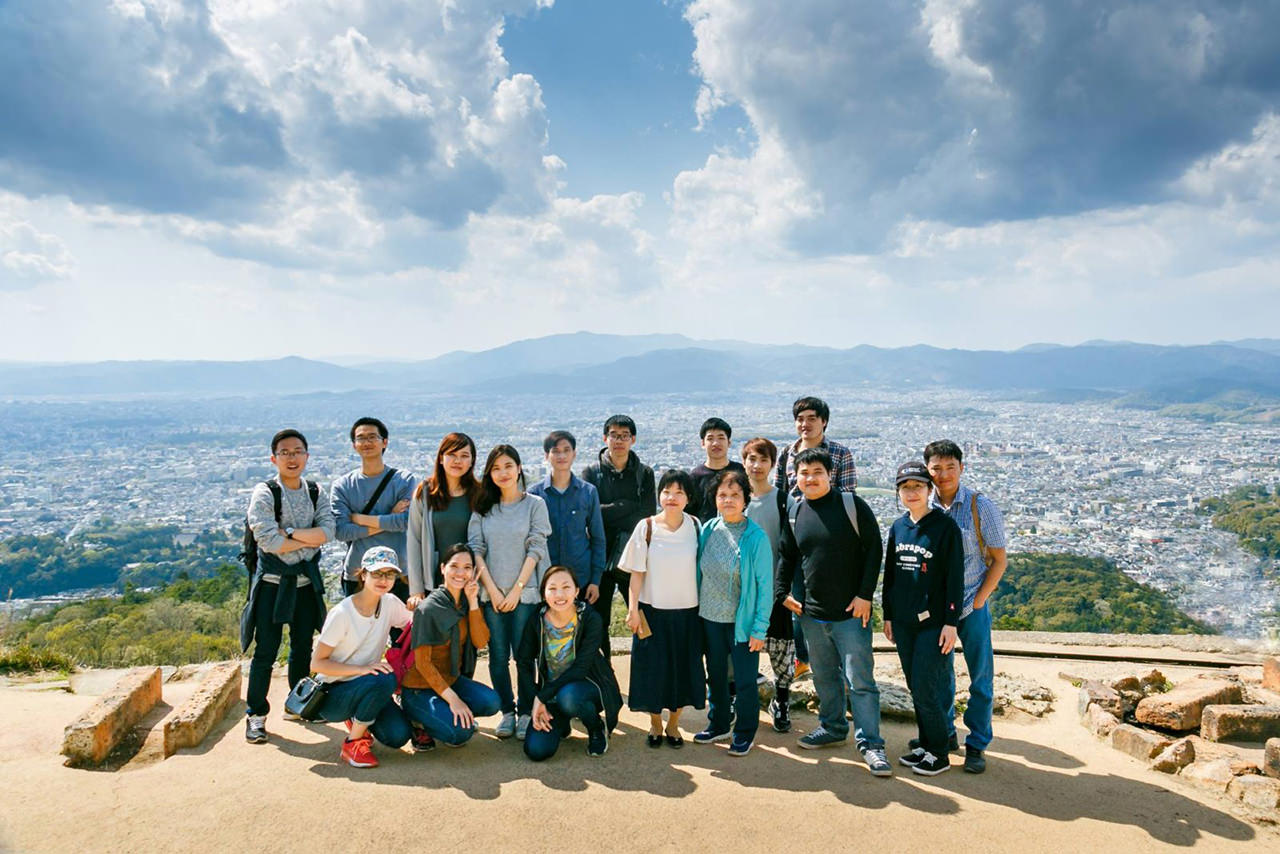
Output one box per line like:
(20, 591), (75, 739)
(515, 565), (623, 760)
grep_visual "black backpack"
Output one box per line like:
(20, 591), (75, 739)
(240, 479), (320, 577)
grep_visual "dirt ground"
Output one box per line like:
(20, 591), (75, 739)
(0, 653), (1275, 854)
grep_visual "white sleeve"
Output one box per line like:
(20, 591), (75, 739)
(317, 604), (350, 648)
(617, 518), (650, 574)
(386, 594), (412, 628)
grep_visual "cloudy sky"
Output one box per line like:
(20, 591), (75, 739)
(1, 0), (1278, 361)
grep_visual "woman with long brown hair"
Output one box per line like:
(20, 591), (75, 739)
(406, 432), (481, 607)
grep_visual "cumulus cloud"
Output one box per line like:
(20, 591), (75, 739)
(681, 0), (1280, 251)
(0, 196), (75, 289)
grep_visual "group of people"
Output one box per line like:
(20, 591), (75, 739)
(239, 396), (1007, 778)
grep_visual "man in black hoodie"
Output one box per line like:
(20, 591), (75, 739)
(582, 414), (657, 657)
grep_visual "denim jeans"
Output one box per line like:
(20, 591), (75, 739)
(482, 601), (538, 714)
(523, 680), (603, 761)
(317, 671), (411, 748)
(791, 575), (809, 664)
(401, 676), (502, 745)
(246, 579), (320, 717)
(895, 623), (953, 759)
(949, 602), (994, 750)
(703, 619), (760, 739)
(799, 614), (883, 749)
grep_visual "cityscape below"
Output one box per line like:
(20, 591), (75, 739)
(2, 386), (1277, 638)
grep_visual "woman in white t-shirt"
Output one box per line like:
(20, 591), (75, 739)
(621, 469), (704, 748)
(310, 545), (413, 768)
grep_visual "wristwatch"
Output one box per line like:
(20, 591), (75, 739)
(285, 527), (296, 539)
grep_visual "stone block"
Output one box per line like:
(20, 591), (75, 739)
(1150, 737), (1195, 773)
(161, 662), (241, 757)
(1263, 657), (1280, 692)
(1079, 680), (1124, 718)
(1265, 738), (1280, 779)
(1181, 758), (1235, 793)
(1138, 669), (1168, 695)
(1227, 775), (1280, 810)
(62, 667), (162, 767)
(1201, 705), (1280, 743)
(1085, 704), (1120, 738)
(1111, 724), (1171, 761)
(1134, 680), (1243, 731)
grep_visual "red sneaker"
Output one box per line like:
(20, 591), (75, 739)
(341, 735), (379, 768)
(411, 727), (436, 753)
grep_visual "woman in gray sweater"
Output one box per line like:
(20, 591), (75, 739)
(467, 444), (552, 740)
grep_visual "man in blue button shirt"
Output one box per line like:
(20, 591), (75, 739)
(528, 430), (607, 605)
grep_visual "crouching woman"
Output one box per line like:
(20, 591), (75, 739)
(399, 544), (502, 747)
(310, 546), (414, 768)
(515, 566), (623, 760)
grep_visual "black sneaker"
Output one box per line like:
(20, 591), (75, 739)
(410, 726), (436, 753)
(964, 745), (986, 774)
(911, 751), (951, 776)
(899, 747), (927, 768)
(587, 727), (609, 757)
(909, 733), (959, 752)
(769, 698), (791, 733)
(727, 734), (753, 757)
(245, 715), (268, 744)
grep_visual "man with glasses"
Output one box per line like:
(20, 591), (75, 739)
(241, 429), (335, 744)
(582, 415), (657, 657)
(331, 417), (417, 600)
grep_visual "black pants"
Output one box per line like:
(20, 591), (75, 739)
(246, 580), (321, 716)
(590, 567), (630, 657)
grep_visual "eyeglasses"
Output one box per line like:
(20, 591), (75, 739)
(606, 432), (632, 441)
(275, 450), (308, 459)
(353, 435), (383, 445)
(366, 569), (400, 581)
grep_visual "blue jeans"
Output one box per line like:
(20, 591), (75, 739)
(482, 601), (538, 714)
(317, 672), (411, 748)
(401, 676), (502, 746)
(949, 602), (994, 750)
(791, 575), (809, 664)
(703, 619), (760, 739)
(524, 680), (603, 761)
(800, 614), (883, 749)
(895, 623), (954, 758)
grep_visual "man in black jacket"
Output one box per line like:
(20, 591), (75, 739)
(581, 414), (657, 656)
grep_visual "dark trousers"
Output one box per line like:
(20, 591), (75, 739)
(246, 580), (320, 716)
(591, 568), (630, 657)
(523, 681), (604, 761)
(317, 672), (411, 747)
(703, 619), (760, 739)
(895, 623), (953, 758)
(791, 575), (809, 664)
(401, 677), (502, 745)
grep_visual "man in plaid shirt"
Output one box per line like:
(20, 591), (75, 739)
(772, 396), (858, 676)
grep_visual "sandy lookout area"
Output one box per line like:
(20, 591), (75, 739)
(0, 649), (1275, 854)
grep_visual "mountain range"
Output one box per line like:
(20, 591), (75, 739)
(2, 334), (1279, 401)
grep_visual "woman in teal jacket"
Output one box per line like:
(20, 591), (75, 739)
(692, 468), (774, 756)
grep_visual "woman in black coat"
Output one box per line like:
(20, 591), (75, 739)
(515, 565), (623, 760)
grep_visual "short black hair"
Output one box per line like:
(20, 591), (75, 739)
(438, 542), (475, 568)
(707, 467), (753, 506)
(271, 429), (308, 454)
(349, 417), (388, 443)
(793, 396), (830, 424)
(657, 468), (695, 500)
(793, 447), (832, 473)
(923, 440), (964, 465)
(603, 415), (637, 438)
(700, 417), (732, 440)
(543, 430), (577, 453)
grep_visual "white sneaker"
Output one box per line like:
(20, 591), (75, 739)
(516, 714), (531, 741)
(495, 712), (517, 739)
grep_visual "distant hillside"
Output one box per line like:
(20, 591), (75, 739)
(2, 334), (1279, 399)
(1203, 485), (1280, 563)
(990, 553), (1213, 635)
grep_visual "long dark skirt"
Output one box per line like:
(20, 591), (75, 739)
(628, 603), (706, 713)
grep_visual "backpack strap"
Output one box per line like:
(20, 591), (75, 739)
(266, 480), (283, 524)
(645, 516), (653, 546)
(786, 494), (800, 535)
(306, 479), (319, 509)
(360, 468), (397, 515)
(839, 492), (862, 540)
